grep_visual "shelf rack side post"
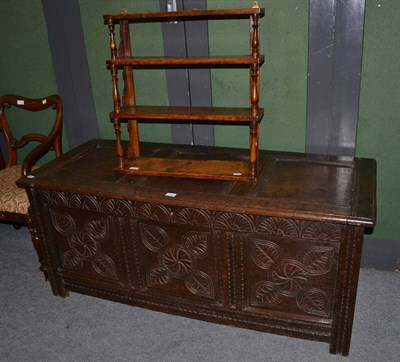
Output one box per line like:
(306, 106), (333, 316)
(119, 19), (140, 160)
(107, 19), (124, 166)
(249, 8), (261, 178)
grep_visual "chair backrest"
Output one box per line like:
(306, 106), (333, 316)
(0, 94), (63, 176)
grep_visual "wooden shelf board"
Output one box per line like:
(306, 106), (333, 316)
(104, 8), (265, 21)
(107, 55), (264, 66)
(111, 106), (263, 122)
(118, 157), (256, 181)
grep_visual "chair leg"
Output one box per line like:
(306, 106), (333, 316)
(27, 212), (48, 280)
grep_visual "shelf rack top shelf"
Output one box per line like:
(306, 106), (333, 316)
(103, 7), (265, 22)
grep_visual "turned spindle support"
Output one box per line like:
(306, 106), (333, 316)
(108, 19), (123, 165)
(113, 118), (124, 169)
(249, 10), (260, 178)
(107, 20), (121, 112)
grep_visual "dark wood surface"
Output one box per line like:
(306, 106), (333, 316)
(18, 140), (376, 356)
(19, 140), (375, 227)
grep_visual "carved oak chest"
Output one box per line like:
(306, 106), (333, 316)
(18, 139), (376, 356)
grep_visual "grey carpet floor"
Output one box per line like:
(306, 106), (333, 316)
(0, 224), (399, 362)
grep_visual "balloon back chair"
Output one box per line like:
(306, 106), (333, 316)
(0, 94), (63, 279)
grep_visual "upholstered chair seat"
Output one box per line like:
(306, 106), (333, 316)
(0, 165), (37, 215)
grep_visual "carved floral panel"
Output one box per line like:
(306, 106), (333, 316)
(48, 206), (118, 280)
(39, 191), (146, 285)
(247, 236), (338, 318)
(137, 222), (218, 302)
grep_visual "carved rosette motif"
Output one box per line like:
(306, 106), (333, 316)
(256, 218), (299, 237)
(136, 202), (172, 222)
(161, 246), (195, 277)
(140, 223), (214, 299)
(250, 238), (335, 317)
(174, 208), (212, 228)
(300, 223), (341, 242)
(49, 208), (117, 280)
(270, 260), (310, 297)
(214, 212), (253, 232)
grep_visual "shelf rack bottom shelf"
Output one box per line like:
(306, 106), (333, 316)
(117, 157), (257, 181)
